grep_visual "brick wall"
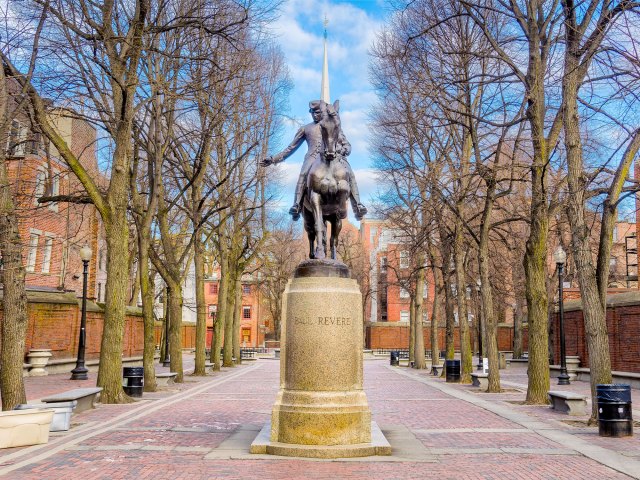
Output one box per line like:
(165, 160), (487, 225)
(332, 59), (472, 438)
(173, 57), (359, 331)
(551, 295), (640, 373)
(0, 292), (143, 361)
(367, 323), (514, 351)
(154, 323), (196, 350)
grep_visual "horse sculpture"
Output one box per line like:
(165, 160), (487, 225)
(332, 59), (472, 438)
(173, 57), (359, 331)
(302, 100), (351, 260)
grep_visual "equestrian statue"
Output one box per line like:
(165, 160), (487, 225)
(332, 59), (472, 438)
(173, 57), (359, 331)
(260, 99), (367, 260)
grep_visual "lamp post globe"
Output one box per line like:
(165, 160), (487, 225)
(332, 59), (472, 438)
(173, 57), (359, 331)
(554, 246), (570, 385)
(71, 244), (92, 380)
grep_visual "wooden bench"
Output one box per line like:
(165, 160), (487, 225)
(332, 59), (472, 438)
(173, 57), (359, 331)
(156, 372), (177, 387)
(471, 372), (489, 390)
(41, 387), (103, 414)
(548, 390), (587, 416)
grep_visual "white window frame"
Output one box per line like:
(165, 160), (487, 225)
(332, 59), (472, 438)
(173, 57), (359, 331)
(41, 236), (53, 273)
(34, 168), (46, 204)
(400, 287), (410, 298)
(243, 306), (251, 319)
(49, 172), (59, 212)
(400, 251), (410, 269)
(369, 227), (377, 245)
(26, 232), (39, 272)
(8, 120), (27, 157)
(400, 310), (409, 322)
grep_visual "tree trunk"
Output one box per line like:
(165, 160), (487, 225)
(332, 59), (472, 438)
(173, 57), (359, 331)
(211, 252), (228, 371)
(232, 278), (241, 365)
(97, 213), (133, 403)
(453, 225), (472, 383)
(523, 39), (552, 404)
(414, 266), (427, 369)
(223, 273), (237, 367)
(168, 283), (184, 382)
(512, 270), (525, 359)
(138, 234), (157, 392)
(563, 42), (611, 419)
(0, 162), (28, 410)
(193, 234), (207, 376)
(409, 296), (416, 365)
(480, 237), (500, 392)
(431, 265), (443, 366)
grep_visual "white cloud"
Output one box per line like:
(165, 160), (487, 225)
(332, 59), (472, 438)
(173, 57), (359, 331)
(269, 1), (386, 175)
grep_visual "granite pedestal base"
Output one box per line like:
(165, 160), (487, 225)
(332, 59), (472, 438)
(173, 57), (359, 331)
(253, 260), (390, 458)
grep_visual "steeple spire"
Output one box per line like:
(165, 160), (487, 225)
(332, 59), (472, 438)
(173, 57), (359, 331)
(321, 15), (330, 103)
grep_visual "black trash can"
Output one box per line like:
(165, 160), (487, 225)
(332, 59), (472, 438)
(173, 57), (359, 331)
(597, 384), (633, 437)
(390, 351), (400, 366)
(123, 366), (144, 397)
(445, 359), (461, 383)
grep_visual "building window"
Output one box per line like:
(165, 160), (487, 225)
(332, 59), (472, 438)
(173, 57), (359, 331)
(97, 283), (102, 302)
(209, 304), (217, 321)
(423, 282), (428, 298)
(380, 257), (387, 272)
(41, 237), (53, 273)
(7, 120), (27, 157)
(209, 282), (218, 294)
(34, 169), (46, 203)
(400, 251), (409, 269)
(400, 287), (410, 298)
(242, 328), (251, 344)
(370, 227), (377, 245)
(242, 284), (251, 295)
(400, 310), (409, 322)
(26, 233), (39, 272)
(243, 306), (251, 319)
(49, 173), (59, 212)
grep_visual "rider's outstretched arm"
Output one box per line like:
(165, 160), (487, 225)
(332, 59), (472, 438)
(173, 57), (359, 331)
(272, 128), (306, 163)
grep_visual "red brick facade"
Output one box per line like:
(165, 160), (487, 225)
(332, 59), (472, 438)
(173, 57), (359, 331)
(360, 219), (435, 324)
(551, 295), (640, 373)
(0, 294), (143, 361)
(367, 323), (514, 352)
(203, 277), (267, 348)
(6, 106), (104, 300)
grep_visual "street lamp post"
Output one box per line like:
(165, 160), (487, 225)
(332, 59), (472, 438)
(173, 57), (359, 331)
(71, 244), (92, 380)
(476, 279), (483, 371)
(163, 286), (171, 367)
(554, 246), (570, 385)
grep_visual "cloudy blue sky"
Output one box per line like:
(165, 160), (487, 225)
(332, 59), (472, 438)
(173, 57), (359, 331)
(267, 0), (390, 214)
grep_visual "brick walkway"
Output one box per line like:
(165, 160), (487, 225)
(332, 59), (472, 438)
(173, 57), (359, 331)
(1, 357), (638, 479)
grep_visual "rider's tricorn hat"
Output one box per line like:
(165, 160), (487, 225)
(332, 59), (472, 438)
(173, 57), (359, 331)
(309, 100), (325, 111)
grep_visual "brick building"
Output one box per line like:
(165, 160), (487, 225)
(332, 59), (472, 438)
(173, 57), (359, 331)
(203, 273), (269, 349)
(6, 103), (105, 301)
(359, 218), (435, 324)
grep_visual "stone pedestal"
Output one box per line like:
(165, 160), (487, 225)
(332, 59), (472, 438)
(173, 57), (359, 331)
(252, 260), (390, 458)
(566, 356), (580, 381)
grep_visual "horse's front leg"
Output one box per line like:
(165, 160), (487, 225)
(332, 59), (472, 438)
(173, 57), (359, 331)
(309, 191), (326, 259)
(330, 216), (342, 259)
(303, 208), (315, 259)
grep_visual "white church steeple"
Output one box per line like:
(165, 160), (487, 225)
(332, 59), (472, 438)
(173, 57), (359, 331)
(321, 16), (330, 103)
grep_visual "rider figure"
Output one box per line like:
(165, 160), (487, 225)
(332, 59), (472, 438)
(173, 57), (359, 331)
(260, 99), (367, 221)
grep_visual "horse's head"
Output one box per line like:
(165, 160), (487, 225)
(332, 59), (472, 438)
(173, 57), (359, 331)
(319, 100), (341, 162)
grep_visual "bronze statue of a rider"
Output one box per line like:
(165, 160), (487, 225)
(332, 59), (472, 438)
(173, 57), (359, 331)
(260, 100), (367, 221)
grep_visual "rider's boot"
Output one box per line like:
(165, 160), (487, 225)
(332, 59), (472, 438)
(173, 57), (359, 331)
(349, 179), (367, 221)
(289, 174), (305, 221)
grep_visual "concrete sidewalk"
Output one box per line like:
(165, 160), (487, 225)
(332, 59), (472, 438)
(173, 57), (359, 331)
(0, 358), (637, 479)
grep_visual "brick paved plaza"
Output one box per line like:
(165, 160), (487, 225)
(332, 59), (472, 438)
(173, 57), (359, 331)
(1, 358), (638, 479)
